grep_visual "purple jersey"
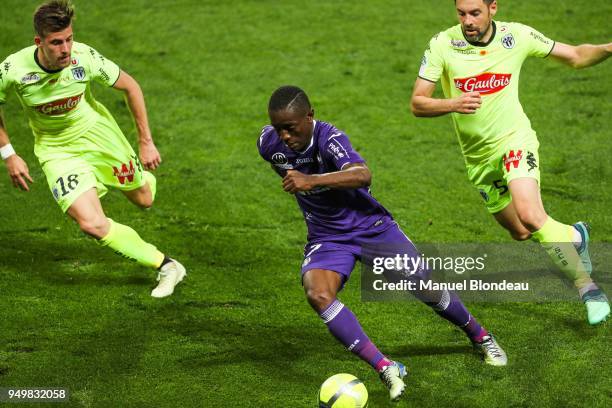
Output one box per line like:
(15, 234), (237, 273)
(257, 120), (392, 241)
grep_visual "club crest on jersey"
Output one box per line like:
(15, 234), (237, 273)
(501, 33), (515, 49)
(71, 66), (86, 80)
(21, 73), (40, 84)
(503, 150), (523, 172)
(454, 73), (511, 95)
(113, 161), (136, 184)
(272, 152), (293, 169)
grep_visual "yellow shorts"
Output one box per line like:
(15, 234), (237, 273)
(467, 141), (540, 214)
(36, 116), (147, 212)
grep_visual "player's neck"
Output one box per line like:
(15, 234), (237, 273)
(34, 48), (62, 73)
(479, 21), (495, 44)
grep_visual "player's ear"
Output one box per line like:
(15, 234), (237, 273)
(34, 36), (41, 46)
(307, 109), (315, 121)
(489, 1), (497, 17)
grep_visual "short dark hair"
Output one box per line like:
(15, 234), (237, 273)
(34, 0), (74, 38)
(268, 85), (311, 114)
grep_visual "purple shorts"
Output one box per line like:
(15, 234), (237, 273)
(301, 218), (424, 285)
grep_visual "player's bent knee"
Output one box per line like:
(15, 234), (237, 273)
(77, 216), (110, 239)
(509, 230), (531, 241)
(306, 288), (336, 313)
(135, 196), (153, 209)
(515, 208), (547, 232)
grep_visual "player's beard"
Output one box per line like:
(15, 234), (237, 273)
(463, 19), (492, 43)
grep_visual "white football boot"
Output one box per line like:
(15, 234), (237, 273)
(379, 361), (407, 402)
(472, 334), (507, 366)
(151, 258), (186, 298)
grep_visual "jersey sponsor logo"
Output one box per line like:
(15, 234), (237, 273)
(502, 150), (523, 172)
(455, 48), (477, 55)
(454, 72), (511, 95)
(21, 73), (41, 84)
(71, 66), (86, 81)
(419, 55), (428, 76)
(35, 93), (82, 115)
(113, 160), (136, 184)
(526, 151), (537, 172)
(296, 157), (314, 164)
(501, 33), (515, 49)
(529, 31), (550, 45)
(327, 140), (346, 159)
(71, 57), (79, 66)
(98, 68), (110, 83)
(451, 39), (468, 48)
(298, 186), (330, 196)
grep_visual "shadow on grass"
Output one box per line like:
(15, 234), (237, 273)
(0, 232), (156, 287)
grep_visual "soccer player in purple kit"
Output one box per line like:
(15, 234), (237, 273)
(258, 86), (507, 402)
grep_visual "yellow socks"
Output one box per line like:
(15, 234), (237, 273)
(531, 217), (592, 290)
(99, 218), (164, 268)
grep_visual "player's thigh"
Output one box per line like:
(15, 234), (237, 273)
(82, 118), (147, 193)
(301, 242), (357, 289)
(122, 180), (153, 208)
(500, 145), (545, 230)
(41, 152), (101, 213)
(467, 160), (512, 215)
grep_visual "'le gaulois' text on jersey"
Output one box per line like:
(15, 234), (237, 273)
(258, 121), (391, 241)
(419, 21), (554, 164)
(0, 42), (120, 148)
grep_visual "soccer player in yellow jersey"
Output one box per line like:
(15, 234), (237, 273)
(411, 0), (610, 325)
(0, 1), (186, 297)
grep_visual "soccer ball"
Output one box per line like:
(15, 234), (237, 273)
(318, 373), (368, 408)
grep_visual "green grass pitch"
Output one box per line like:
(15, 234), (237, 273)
(0, 0), (610, 406)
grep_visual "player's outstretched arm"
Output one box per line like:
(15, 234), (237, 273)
(282, 163), (371, 194)
(113, 71), (161, 170)
(0, 108), (33, 191)
(550, 42), (611, 69)
(411, 78), (481, 117)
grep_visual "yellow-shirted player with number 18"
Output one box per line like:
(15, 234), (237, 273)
(0, 0), (186, 297)
(411, 0), (610, 325)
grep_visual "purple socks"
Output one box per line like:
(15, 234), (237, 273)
(430, 290), (488, 342)
(320, 300), (392, 371)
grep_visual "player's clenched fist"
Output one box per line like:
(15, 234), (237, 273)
(453, 91), (482, 114)
(283, 169), (314, 193)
